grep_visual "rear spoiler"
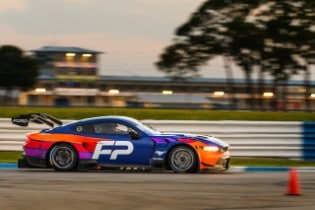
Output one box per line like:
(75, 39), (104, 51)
(11, 113), (63, 128)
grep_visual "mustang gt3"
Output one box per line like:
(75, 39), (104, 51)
(12, 113), (230, 173)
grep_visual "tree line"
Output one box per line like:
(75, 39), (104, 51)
(156, 0), (315, 111)
(0, 45), (38, 104)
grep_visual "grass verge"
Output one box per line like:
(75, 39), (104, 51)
(1, 106), (315, 121)
(0, 151), (22, 163)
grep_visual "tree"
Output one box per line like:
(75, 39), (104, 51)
(156, 0), (264, 109)
(156, 0), (315, 111)
(255, 0), (315, 110)
(0, 45), (38, 104)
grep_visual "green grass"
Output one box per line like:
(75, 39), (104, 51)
(0, 151), (22, 163)
(1, 106), (315, 121)
(1, 151), (315, 167)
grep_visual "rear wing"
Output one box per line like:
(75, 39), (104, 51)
(11, 113), (63, 128)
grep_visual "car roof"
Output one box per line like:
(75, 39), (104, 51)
(74, 115), (141, 125)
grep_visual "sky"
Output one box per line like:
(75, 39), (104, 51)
(0, 0), (312, 80)
(1, 0), (223, 77)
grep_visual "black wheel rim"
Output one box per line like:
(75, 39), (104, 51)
(170, 148), (194, 172)
(50, 146), (75, 169)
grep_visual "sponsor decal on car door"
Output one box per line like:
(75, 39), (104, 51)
(92, 141), (134, 160)
(93, 137), (154, 165)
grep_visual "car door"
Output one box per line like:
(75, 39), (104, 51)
(91, 122), (155, 166)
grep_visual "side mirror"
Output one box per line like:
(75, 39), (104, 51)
(129, 131), (140, 140)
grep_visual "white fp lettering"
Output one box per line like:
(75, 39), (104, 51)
(92, 141), (134, 160)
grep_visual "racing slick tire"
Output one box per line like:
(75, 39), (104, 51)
(168, 146), (197, 173)
(49, 143), (78, 171)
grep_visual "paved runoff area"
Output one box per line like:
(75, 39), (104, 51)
(0, 169), (315, 210)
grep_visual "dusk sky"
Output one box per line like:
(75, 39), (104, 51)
(0, 0), (311, 80)
(1, 0), (221, 77)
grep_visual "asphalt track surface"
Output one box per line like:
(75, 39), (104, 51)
(0, 169), (315, 210)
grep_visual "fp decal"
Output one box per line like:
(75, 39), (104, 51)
(92, 141), (134, 160)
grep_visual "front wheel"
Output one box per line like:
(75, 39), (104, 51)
(49, 143), (78, 171)
(168, 146), (197, 173)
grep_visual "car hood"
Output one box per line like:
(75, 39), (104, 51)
(161, 133), (229, 148)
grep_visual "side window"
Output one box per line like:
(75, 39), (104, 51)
(93, 122), (133, 135)
(115, 123), (130, 134)
(74, 124), (94, 134)
(91, 123), (116, 134)
(74, 122), (138, 135)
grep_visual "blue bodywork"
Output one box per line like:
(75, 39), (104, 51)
(41, 116), (228, 168)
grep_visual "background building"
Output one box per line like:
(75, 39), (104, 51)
(19, 46), (315, 110)
(20, 46), (103, 106)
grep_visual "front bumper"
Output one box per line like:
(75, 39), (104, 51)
(216, 157), (230, 170)
(200, 157), (230, 172)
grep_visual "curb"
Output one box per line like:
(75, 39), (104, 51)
(0, 163), (17, 169)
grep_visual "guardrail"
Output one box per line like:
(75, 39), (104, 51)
(144, 120), (304, 159)
(1, 118), (314, 160)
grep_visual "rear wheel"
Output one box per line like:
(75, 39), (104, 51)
(49, 144), (78, 171)
(168, 146), (197, 173)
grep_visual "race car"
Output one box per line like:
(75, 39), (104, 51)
(12, 113), (230, 173)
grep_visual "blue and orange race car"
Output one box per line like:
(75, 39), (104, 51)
(12, 113), (230, 173)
